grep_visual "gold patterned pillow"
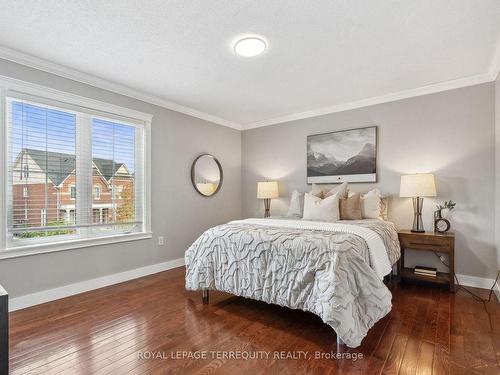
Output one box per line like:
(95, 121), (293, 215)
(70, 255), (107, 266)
(310, 183), (325, 198)
(380, 197), (388, 221)
(311, 182), (348, 199)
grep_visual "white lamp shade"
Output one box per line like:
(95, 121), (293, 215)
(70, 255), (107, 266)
(196, 182), (216, 196)
(400, 173), (437, 197)
(257, 181), (279, 199)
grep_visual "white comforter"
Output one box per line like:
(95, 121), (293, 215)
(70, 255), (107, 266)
(185, 218), (400, 347)
(231, 219), (393, 279)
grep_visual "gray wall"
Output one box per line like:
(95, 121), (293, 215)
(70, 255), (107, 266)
(0, 58), (497, 299)
(0, 59), (242, 297)
(242, 83), (497, 279)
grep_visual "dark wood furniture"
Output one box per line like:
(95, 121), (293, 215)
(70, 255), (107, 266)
(0, 284), (7, 375)
(398, 230), (455, 292)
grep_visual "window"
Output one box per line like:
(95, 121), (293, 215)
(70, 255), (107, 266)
(111, 185), (123, 200)
(40, 208), (47, 226)
(94, 186), (101, 200)
(2, 81), (151, 253)
(70, 185), (76, 200)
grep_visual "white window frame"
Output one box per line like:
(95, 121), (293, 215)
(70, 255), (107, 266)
(0, 76), (152, 259)
(23, 186), (28, 198)
(70, 185), (76, 200)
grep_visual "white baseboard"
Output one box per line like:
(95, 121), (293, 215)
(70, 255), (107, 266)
(8, 263), (496, 312)
(9, 257), (185, 312)
(455, 273), (498, 292)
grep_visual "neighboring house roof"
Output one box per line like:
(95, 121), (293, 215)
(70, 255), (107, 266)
(93, 158), (128, 181)
(19, 148), (131, 186)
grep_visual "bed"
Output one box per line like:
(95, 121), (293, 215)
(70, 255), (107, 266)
(185, 218), (400, 348)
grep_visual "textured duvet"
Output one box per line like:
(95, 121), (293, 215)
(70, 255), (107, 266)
(185, 218), (400, 348)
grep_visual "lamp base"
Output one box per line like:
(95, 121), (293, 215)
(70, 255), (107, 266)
(411, 197), (425, 232)
(263, 198), (271, 218)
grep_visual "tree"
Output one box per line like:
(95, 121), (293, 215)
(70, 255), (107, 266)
(116, 183), (135, 222)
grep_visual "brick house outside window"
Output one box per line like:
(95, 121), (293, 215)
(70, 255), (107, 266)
(12, 148), (134, 228)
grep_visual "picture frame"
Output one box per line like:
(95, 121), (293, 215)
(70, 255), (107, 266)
(307, 126), (377, 183)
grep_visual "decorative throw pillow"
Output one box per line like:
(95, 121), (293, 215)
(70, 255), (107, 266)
(340, 193), (362, 220)
(324, 182), (348, 199)
(310, 183), (325, 198)
(379, 196), (389, 221)
(287, 189), (304, 217)
(310, 182), (348, 199)
(303, 192), (340, 222)
(360, 189), (382, 219)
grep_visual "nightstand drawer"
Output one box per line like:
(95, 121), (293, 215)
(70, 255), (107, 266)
(399, 235), (452, 252)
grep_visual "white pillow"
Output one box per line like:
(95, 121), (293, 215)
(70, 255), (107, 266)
(360, 189), (382, 219)
(287, 190), (303, 217)
(303, 192), (340, 222)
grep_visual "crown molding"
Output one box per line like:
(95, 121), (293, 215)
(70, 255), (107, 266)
(243, 73), (494, 130)
(0, 46), (242, 130)
(0, 74), (154, 123)
(0, 46), (496, 132)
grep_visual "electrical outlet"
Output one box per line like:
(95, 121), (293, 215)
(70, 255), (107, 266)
(158, 236), (165, 246)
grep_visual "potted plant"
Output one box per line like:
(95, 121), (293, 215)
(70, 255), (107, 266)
(435, 200), (456, 219)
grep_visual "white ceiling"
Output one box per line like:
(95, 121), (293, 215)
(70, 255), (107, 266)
(0, 1), (499, 129)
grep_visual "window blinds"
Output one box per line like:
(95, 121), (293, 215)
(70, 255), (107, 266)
(6, 94), (146, 248)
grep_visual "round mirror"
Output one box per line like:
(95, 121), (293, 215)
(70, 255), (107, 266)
(191, 154), (223, 197)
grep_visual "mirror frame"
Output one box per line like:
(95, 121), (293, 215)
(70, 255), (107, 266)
(190, 153), (223, 197)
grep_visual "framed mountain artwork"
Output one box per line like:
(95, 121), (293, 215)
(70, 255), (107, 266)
(307, 126), (377, 183)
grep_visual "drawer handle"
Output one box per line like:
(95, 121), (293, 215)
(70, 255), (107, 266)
(408, 242), (443, 247)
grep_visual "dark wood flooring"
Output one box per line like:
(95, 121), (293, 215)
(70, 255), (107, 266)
(8, 267), (500, 374)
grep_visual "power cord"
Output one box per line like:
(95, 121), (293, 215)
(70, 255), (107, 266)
(432, 252), (499, 303)
(430, 252), (499, 331)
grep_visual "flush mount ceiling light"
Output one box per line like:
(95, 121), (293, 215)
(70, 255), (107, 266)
(234, 36), (267, 57)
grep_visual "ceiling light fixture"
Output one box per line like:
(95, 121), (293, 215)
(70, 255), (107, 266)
(234, 36), (267, 57)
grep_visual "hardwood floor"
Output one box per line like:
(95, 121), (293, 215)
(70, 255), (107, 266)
(8, 267), (500, 374)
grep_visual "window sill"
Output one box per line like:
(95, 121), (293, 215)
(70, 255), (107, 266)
(0, 232), (153, 260)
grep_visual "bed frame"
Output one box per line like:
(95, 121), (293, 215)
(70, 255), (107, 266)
(201, 289), (345, 345)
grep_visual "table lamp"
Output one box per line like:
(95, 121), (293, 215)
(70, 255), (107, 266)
(400, 173), (436, 232)
(257, 181), (279, 218)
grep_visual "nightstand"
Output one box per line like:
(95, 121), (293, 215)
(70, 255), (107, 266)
(397, 230), (455, 292)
